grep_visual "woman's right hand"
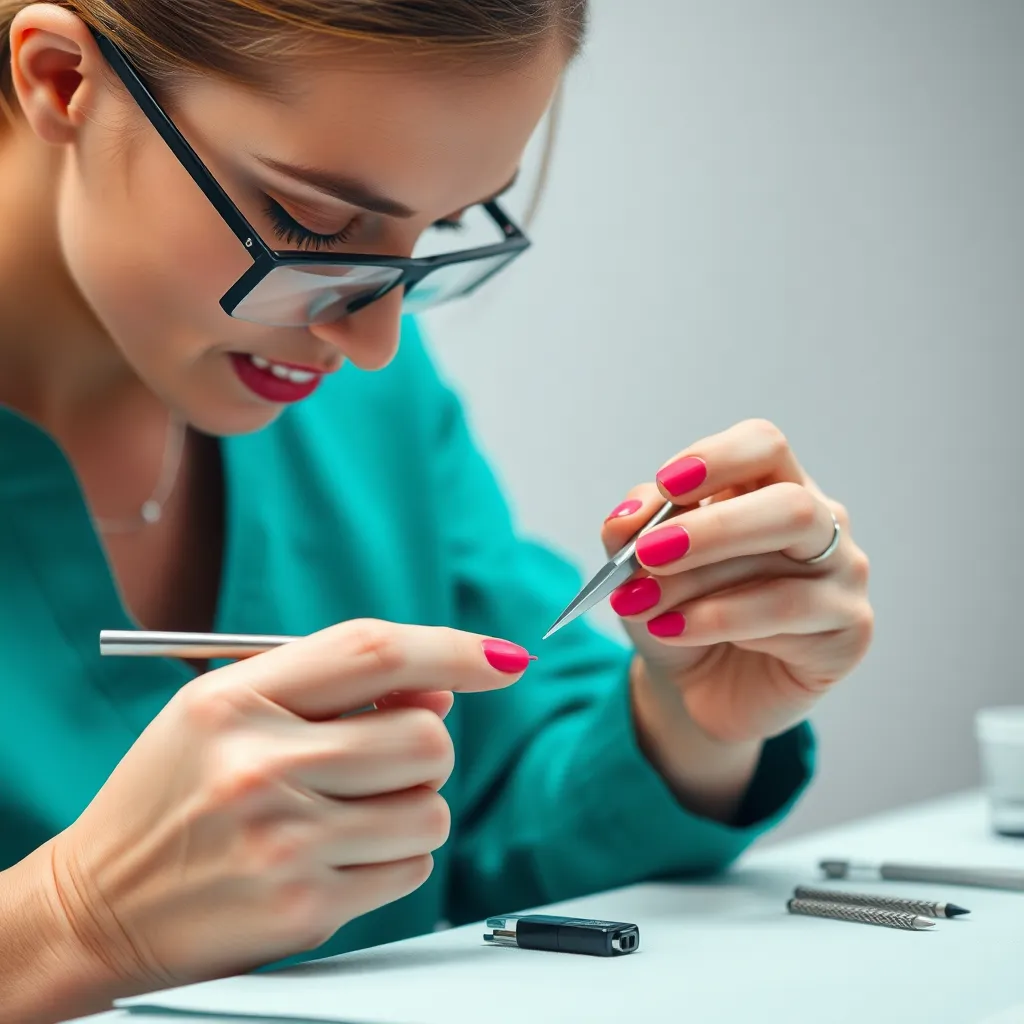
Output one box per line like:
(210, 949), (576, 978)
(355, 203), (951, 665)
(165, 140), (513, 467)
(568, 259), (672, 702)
(37, 620), (532, 999)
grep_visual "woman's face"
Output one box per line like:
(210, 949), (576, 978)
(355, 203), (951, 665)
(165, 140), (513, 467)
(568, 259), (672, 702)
(41, 31), (563, 435)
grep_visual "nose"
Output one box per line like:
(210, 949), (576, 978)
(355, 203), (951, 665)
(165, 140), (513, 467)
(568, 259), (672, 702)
(307, 286), (405, 371)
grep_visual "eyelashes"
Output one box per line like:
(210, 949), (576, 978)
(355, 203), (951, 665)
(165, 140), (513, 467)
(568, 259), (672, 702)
(263, 196), (467, 251)
(262, 197), (355, 250)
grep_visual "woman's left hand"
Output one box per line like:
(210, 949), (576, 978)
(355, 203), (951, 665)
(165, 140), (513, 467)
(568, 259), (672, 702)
(602, 418), (873, 751)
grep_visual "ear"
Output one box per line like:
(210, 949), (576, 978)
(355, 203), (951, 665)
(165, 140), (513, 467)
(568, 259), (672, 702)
(9, 5), (109, 145)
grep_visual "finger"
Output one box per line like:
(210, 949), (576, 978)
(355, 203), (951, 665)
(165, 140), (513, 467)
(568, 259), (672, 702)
(280, 855), (435, 952)
(327, 855), (435, 924)
(211, 620), (534, 720)
(600, 482), (671, 557)
(653, 419), (807, 506)
(635, 482), (838, 574)
(608, 553), (787, 622)
(375, 690), (455, 720)
(287, 706), (455, 798)
(643, 577), (861, 646)
(320, 788), (450, 867)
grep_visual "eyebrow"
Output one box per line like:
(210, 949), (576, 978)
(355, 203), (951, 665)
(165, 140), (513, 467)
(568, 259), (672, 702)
(252, 156), (520, 218)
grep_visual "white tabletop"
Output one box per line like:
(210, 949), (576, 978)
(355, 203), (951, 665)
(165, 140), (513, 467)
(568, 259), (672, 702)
(66, 790), (1024, 1024)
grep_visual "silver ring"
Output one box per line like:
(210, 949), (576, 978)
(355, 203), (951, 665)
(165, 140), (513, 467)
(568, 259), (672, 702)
(797, 510), (841, 565)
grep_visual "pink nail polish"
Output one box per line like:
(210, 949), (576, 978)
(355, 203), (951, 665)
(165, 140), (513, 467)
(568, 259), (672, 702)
(647, 612), (686, 638)
(606, 499), (643, 521)
(636, 525), (691, 566)
(482, 639), (534, 674)
(610, 577), (661, 616)
(657, 456), (707, 497)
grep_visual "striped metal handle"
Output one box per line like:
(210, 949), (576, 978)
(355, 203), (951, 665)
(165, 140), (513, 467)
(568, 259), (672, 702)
(794, 886), (937, 918)
(787, 899), (928, 931)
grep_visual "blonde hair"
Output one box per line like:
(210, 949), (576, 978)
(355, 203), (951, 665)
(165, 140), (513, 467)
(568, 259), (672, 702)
(1, 2), (586, 87)
(0, 1), (581, 226)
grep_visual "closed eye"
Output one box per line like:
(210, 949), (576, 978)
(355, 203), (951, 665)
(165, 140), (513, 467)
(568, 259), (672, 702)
(263, 196), (356, 250)
(264, 196), (467, 251)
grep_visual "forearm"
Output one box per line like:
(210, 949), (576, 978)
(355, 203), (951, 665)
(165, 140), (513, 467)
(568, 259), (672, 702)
(629, 655), (762, 824)
(0, 841), (121, 1024)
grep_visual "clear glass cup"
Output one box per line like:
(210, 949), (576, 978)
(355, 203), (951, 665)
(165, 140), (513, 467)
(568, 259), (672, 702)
(976, 706), (1024, 837)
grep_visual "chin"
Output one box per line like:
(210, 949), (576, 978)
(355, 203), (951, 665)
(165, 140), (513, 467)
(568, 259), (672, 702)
(183, 402), (285, 438)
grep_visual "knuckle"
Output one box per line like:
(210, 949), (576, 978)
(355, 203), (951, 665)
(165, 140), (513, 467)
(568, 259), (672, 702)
(205, 736), (283, 808)
(404, 709), (454, 769)
(829, 500), (851, 530)
(175, 679), (247, 735)
(778, 483), (818, 532)
(416, 793), (452, 849)
(372, 854), (435, 907)
(343, 619), (405, 676)
(702, 598), (735, 637)
(851, 602), (876, 643)
(847, 548), (871, 587)
(207, 760), (270, 808)
(271, 880), (338, 950)
(249, 821), (313, 874)
(402, 853), (435, 890)
(745, 417), (788, 457)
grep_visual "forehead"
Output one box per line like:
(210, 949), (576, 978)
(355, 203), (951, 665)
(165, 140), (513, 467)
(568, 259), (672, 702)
(178, 41), (565, 215)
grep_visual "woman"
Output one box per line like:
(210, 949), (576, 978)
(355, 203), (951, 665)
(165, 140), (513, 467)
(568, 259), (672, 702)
(0, 2), (873, 1021)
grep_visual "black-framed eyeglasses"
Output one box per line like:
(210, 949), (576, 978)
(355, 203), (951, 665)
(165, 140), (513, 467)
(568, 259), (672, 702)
(89, 29), (531, 328)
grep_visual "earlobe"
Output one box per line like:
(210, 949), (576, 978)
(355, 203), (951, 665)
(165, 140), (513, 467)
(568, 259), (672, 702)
(8, 6), (104, 145)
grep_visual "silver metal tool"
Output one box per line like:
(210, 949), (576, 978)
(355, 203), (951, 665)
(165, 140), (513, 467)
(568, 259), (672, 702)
(543, 499), (679, 639)
(793, 885), (968, 919)
(787, 898), (934, 931)
(99, 629), (298, 659)
(820, 859), (1024, 892)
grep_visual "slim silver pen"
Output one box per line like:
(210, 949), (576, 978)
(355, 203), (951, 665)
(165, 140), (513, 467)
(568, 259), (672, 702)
(543, 499), (679, 639)
(99, 629), (299, 659)
(821, 859), (1024, 891)
(793, 885), (969, 919)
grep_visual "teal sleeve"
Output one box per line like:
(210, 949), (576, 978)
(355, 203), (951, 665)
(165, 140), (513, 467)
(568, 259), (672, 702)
(416, 338), (815, 925)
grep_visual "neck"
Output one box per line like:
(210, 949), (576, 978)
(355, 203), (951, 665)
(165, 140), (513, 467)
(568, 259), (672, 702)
(0, 123), (145, 431)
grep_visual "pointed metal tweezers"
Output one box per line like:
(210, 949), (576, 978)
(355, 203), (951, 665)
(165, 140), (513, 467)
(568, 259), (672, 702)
(543, 499), (678, 639)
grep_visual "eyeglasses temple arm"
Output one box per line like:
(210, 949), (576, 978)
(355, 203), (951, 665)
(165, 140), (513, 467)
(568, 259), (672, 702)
(88, 27), (272, 259)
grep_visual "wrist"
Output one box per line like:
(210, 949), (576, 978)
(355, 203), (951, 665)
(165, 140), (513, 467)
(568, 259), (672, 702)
(0, 839), (126, 1024)
(629, 655), (762, 824)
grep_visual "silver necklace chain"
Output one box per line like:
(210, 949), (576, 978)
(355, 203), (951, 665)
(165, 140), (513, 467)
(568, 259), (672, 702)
(94, 415), (187, 535)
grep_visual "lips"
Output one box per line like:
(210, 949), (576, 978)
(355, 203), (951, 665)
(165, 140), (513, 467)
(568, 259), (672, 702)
(229, 353), (326, 403)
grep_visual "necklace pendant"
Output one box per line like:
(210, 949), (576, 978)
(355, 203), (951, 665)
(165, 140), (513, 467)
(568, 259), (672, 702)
(141, 499), (163, 525)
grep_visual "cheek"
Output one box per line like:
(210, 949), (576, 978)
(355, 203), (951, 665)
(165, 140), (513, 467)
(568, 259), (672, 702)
(55, 136), (254, 369)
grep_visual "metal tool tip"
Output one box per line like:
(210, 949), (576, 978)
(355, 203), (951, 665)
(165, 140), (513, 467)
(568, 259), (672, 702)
(947, 903), (970, 918)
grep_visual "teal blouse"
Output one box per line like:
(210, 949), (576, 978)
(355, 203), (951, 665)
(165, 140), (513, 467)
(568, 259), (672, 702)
(0, 316), (813, 966)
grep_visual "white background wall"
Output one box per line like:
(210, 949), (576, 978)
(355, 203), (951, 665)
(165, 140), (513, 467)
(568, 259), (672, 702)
(424, 0), (1024, 840)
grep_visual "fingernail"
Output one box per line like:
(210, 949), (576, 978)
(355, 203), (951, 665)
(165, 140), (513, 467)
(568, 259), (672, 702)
(647, 612), (686, 638)
(482, 639), (535, 674)
(605, 499), (643, 521)
(610, 577), (662, 616)
(636, 525), (691, 566)
(656, 456), (707, 497)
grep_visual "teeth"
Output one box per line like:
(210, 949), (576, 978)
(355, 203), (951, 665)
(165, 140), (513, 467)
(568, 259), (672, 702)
(248, 354), (318, 385)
